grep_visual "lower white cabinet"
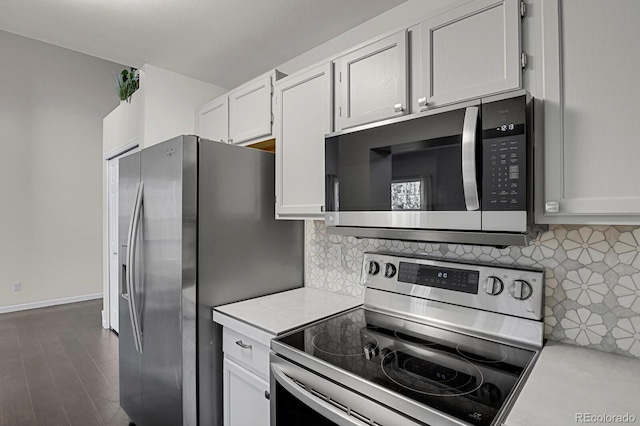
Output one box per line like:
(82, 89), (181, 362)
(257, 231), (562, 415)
(223, 358), (270, 426)
(221, 325), (272, 426)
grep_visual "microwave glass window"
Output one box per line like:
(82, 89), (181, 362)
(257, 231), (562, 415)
(391, 178), (433, 211)
(325, 108), (469, 213)
(391, 179), (421, 210)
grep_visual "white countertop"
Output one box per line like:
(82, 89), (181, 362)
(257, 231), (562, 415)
(213, 287), (362, 346)
(505, 341), (640, 426)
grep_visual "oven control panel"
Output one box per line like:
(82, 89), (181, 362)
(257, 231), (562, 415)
(362, 252), (544, 321)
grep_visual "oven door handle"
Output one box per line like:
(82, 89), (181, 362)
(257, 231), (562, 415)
(462, 106), (480, 211)
(271, 362), (369, 426)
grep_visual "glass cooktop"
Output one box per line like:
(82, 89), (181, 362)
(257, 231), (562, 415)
(275, 308), (536, 426)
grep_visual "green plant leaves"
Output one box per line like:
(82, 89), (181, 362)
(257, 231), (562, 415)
(116, 67), (139, 102)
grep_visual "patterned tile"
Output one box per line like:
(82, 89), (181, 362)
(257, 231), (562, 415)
(304, 221), (640, 360)
(562, 227), (610, 265)
(612, 317), (640, 357)
(614, 228), (640, 269)
(562, 268), (608, 306)
(560, 308), (607, 345)
(614, 273), (640, 313)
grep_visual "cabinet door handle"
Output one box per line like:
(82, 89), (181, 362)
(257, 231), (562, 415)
(264, 390), (270, 400)
(545, 201), (560, 213)
(394, 103), (404, 113)
(228, 138), (233, 144)
(418, 97), (428, 108)
(235, 340), (252, 349)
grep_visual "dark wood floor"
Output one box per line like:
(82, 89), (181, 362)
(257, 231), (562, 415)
(0, 300), (131, 426)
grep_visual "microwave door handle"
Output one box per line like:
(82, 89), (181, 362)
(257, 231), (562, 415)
(462, 106), (480, 211)
(271, 363), (369, 426)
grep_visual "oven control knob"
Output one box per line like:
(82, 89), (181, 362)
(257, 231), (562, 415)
(483, 276), (504, 295)
(383, 263), (397, 278)
(508, 279), (533, 300)
(367, 261), (380, 275)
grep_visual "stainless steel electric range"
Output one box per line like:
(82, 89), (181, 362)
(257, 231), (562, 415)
(270, 252), (545, 426)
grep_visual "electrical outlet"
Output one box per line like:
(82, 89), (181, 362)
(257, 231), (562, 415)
(328, 244), (342, 265)
(12, 282), (21, 291)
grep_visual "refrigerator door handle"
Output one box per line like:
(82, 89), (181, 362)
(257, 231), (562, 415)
(127, 181), (144, 353)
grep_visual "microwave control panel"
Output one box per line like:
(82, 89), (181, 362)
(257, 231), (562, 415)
(481, 95), (528, 212)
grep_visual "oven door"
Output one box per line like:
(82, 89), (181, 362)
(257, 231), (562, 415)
(270, 354), (420, 426)
(325, 103), (481, 231)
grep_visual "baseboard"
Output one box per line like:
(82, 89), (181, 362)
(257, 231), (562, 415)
(0, 293), (103, 314)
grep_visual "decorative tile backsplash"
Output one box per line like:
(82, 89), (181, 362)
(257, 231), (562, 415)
(304, 221), (640, 360)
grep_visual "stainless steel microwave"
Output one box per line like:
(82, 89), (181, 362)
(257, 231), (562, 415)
(324, 91), (536, 247)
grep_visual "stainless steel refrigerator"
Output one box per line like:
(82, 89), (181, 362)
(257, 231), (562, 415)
(118, 135), (304, 426)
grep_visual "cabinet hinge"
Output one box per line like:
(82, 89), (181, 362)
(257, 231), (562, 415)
(521, 52), (528, 70)
(271, 112), (274, 125)
(520, 1), (526, 18)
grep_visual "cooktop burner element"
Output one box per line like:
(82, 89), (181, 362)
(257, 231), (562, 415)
(381, 349), (484, 397)
(394, 328), (443, 346)
(271, 252), (545, 426)
(311, 326), (379, 357)
(456, 342), (508, 364)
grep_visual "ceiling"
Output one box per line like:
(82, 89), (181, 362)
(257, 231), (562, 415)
(0, 0), (407, 89)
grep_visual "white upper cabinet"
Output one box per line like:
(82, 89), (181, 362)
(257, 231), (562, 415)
(535, 0), (640, 223)
(195, 71), (282, 146)
(275, 63), (332, 219)
(195, 95), (228, 144)
(419, 0), (522, 110)
(335, 31), (408, 130)
(228, 75), (273, 145)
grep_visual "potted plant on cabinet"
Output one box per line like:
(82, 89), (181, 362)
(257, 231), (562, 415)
(116, 67), (139, 103)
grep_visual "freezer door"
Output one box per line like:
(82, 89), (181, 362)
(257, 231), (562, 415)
(118, 151), (142, 425)
(139, 136), (198, 426)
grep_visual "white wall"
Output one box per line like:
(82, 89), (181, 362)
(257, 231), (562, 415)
(141, 64), (227, 148)
(277, 0), (466, 75)
(0, 30), (123, 311)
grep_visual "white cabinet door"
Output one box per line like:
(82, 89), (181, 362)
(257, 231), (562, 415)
(419, 0), (521, 109)
(196, 95), (228, 144)
(228, 75), (272, 145)
(335, 31), (408, 130)
(275, 63), (332, 219)
(223, 358), (270, 426)
(536, 0), (640, 223)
